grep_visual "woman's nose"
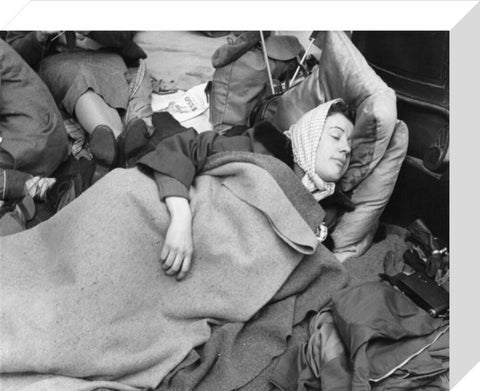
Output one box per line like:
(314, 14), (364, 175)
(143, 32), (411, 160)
(340, 137), (351, 155)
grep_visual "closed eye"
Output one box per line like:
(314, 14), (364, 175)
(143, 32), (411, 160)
(330, 132), (342, 140)
(329, 127), (344, 140)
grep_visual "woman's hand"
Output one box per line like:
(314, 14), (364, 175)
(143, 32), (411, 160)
(161, 197), (193, 280)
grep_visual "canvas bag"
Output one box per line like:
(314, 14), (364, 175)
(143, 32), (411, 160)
(208, 33), (304, 133)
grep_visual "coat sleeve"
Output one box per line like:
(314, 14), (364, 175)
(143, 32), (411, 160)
(153, 173), (190, 201)
(136, 129), (221, 193)
(6, 31), (45, 69)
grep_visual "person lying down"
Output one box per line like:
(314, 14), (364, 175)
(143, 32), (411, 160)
(137, 97), (354, 280)
(0, 99), (353, 391)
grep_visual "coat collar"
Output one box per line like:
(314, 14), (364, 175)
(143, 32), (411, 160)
(251, 121), (294, 168)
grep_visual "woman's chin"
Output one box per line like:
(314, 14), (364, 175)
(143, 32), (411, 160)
(324, 169), (344, 183)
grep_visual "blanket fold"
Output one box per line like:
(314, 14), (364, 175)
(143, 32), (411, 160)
(0, 152), (339, 391)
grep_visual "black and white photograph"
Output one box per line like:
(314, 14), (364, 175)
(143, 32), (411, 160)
(0, 1), (478, 390)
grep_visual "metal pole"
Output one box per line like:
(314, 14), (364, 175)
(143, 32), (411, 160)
(259, 31), (275, 95)
(290, 37), (315, 86)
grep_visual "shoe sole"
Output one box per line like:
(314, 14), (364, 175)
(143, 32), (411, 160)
(118, 119), (149, 165)
(89, 125), (118, 168)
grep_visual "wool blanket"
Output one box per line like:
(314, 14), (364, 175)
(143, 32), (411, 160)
(0, 152), (340, 391)
(155, 232), (347, 391)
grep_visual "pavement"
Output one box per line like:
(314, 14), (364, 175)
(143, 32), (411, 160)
(134, 31), (319, 91)
(135, 31), (226, 91)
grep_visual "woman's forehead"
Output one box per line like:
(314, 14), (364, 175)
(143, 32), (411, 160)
(325, 113), (354, 135)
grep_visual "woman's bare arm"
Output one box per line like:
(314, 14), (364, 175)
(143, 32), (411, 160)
(161, 196), (193, 280)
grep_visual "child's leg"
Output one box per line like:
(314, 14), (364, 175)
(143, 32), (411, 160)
(74, 90), (123, 138)
(74, 90), (121, 168)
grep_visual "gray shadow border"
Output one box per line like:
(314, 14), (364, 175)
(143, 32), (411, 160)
(451, 1), (480, 387)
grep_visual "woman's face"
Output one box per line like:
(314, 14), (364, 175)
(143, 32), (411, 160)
(314, 112), (353, 182)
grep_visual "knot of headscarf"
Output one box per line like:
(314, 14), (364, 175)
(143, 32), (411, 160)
(284, 98), (343, 202)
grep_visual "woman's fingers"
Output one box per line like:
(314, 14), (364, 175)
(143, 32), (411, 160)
(165, 253), (183, 275)
(176, 254), (192, 281)
(162, 250), (176, 270)
(160, 243), (170, 262)
(161, 247), (193, 280)
(160, 235), (193, 279)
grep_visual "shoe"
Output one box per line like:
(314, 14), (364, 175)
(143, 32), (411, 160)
(47, 158), (96, 211)
(16, 195), (35, 221)
(0, 196), (35, 236)
(89, 125), (118, 168)
(117, 118), (150, 167)
(0, 212), (25, 236)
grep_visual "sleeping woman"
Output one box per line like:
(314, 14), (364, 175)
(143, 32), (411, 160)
(0, 99), (354, 391)
(137, 98), (354, 280)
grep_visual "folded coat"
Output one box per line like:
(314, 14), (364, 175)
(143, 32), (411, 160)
(0, 152), (345, 391)
(271, 281), (449, 391)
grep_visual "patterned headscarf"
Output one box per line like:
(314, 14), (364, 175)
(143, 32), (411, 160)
(284, 98), (344, 201)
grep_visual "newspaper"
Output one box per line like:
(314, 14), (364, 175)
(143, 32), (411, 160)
(151, 83), (212, 132)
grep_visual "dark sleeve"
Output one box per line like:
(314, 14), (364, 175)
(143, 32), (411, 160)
(0, 169), (33, 200)
(154, 173), (189, 201)
(5, 31), (45, 69)
(137, 129), (221, 191)
(87, 31), (147, 66)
